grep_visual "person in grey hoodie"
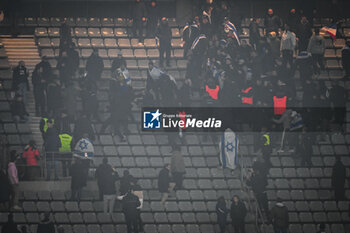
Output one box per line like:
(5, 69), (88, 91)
(270, 198), (289, 233)
(280, 24), (296, 70)
(307, 28), (326, 75)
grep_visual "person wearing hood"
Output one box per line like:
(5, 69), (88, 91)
(37, 213), (55, 233)
(341, 40), (350, 78)
(307, 28), (325, 75)
(270, 198), (289, 233)
(296, 16), (313, 51)
(22, 140), (40, 180)
(280, 24), (296, 71)
(8, 154), (21, 210)
(230, 195), (247, 233)
(156, 17), (172, 67)
(264, 8), (282, 35)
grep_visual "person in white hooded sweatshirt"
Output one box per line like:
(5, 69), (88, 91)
(280, 24), (296, 70)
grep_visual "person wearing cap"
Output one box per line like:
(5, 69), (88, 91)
(156, 17), (172, 67)
(270, 198), (289, 233)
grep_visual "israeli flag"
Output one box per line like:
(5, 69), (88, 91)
(224, 20), (241, 46)
(219, 128), (239, 170)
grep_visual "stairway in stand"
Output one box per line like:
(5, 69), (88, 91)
(1, 36), (43, 149)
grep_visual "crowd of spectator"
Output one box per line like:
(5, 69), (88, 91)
(1, 0), (350, 232)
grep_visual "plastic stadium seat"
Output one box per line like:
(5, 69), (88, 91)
(37, 17), (50, 26)
(125, 59), (137, 69)
(23, 202), (37, 212)
(97, 213), (112, 224)
(305, 178), (319, 189)
(49, 17), (61, 26)
(78, 38), (91, 47)
(103, 59), (111, 69)
(50, 38), (60, 47)
(296, 168), (310, 178)
(104, 38), (117, 48)
(24, 191), (37, 201)
(134, 49), (147, 58)
(83, 213), (97, 223)
(98, 49), (108, 58)
(118, 38), (131, 47)
(177, 59), (187, 68)
(325, 38), (333, 47)
(47, 27), (60, 37)
(131, 38), (144, 48)
(88, 18), (101, 26)
(74, 28), (88, 37)
(38, 38), (51, 47)
(37, 202), (51, 212)
(114, 28), (128, 37)
(35, 27), (48, 37)
(171, 28), (180, 37)
(26, 213), (39, 224)
(146, 49), (159, 58)
(313, 212), (327, 223)
(91, 38), (104, 48)
(138, 60), (149, 69)
(76, 17), (88, 26)
(305, 190), (319, 200)
(101, 28), (114, 37)
(334, 38), (345, 47)
(144, 38), (157, 47)
(101, 18), (114, 27)
(81, 49), (93, 58)
(114, 18), (127, 27)
(51, 201), (65, 212)
(24, 17), (37, 26)
(87, 224), (101, 233)
(41, 49), (55, 58)
(51, 190), (65, 201)
(290, 224), (303, 233)
(173, 49), (184, 58)
(101, 225), (115, 233)
(69, 213), (83, 223)
(171, 38), (182, 47)
(13, 213), (26, 224)
(324, 49), (336, 58)
(88, 28), (101, 37)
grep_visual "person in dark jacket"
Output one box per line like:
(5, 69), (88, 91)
(286, 8), (299, 33)
(296, 128), (313, 167)
(86, 49), (104, 85)
(67, 42), (79, 75)
(34, 56), (52, 82)
(147, 0), (159, 37)
(216, 196), (228, 233)
(37, 213), (55, 233)
(32, 65), (47, 116)
(249, 18), (261, 50)
(111, 51), (126, 73)
(120, 170), (134, 196)
(331, 156), (346, 202)
(44, 120), (61, 181)
(70, 158), (87, 201)
(56, 51), (74, 88)
(157, 17), (172, 67)
(158, 164), (175, 205)
(246, 168), (269, 213)
(46, 78), (62, 117)
(59, 19), (72, 54)
(230, 195), (247, 233)
(342, 40), (350, 78)
(296, 16), (313, 51)
(12, 61), (29, 104)
(329, 81), (346, 128)
(0, 170), (11, 210)
(73, 113), (95, 143)
(1, 213), (20, 233)
(11, 95), (29, 123)
(182, 21), (199, 57)
(96, 158), (118, 214)
(132, 0), (147, 42)
(81, 80), (99, 122)
(264, 8), (282, 35)
(122, 188), (141, 233)
(270, 198), (289, 233)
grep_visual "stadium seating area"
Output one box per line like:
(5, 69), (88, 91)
(0, 16), (350, 233)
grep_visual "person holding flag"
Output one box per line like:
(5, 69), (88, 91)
(223, 17), (240, 46)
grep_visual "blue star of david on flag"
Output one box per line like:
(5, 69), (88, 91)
(225, 142), (234, 152)
(79, 140), (88, 150)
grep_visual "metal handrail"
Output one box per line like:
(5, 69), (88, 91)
(239, 154), (267, 233)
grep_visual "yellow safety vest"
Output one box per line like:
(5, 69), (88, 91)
(263, 133), (270, 146)
(43, 118), (54, 133)
(59, 134), (73, 152)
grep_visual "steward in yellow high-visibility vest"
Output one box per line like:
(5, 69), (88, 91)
(261, 131), (272, 167)
(59, 133), (73, 152)
(40, 117), (55, 134)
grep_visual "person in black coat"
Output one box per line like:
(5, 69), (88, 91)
(32, 66), (47, 117)
(296, 16), (313, 51)
(44, 120), (61, 180)
(264, 8), (282, 35)
(157, 18), (172, 67)
(12, 61), (29, 104)
(158, 164), (175, 205)
(11, 95), (29, 123)
(56, 51), (74, 88)
(230, 195), (247, 233)
(95, 157), (117, 200)
(34, 56), (52, 82)
(132, 0), (147, 42)
(216, 196), (228, 233)
(246, 168), (269, 214)
(147, 0), (159, 37)
(249, 18), (261, 50)
(46, 78), (62, 117)
(1, 213), (20, 233)
(59, 20), (72, 52)
(329, 81), (346, 128)
(120, 170), (135, 196)
(86, 49), (104, 85)
(122, 189), (141, 233)
(286, 8), (299, 33)
(37, 213), (55, 233)
(70, 158), (87, 201)
(67, 42), (79, 75)
(111, 52), (126, 73)
(331, 156), (346, 202)
(342, 40), (350, 78)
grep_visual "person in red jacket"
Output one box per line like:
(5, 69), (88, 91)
(22, 140), (40, 180)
